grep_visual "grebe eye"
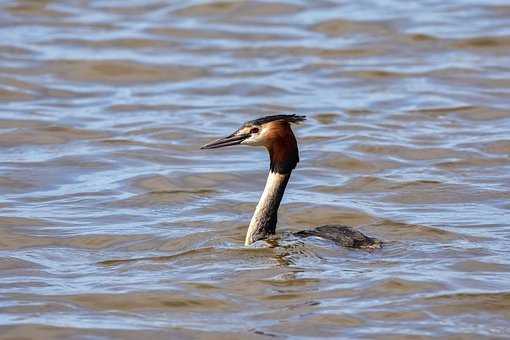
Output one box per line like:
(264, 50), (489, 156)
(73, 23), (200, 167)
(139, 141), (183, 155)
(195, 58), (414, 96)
(250, 127), (259, 134)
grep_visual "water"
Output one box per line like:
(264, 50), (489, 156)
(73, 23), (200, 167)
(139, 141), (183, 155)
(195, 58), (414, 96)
(1, 0), (510, 338)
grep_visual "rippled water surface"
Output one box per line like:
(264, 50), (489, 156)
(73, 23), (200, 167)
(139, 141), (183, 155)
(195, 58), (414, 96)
(1, 0), (510, 338)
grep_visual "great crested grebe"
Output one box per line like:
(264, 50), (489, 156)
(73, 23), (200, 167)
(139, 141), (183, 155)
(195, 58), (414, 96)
(201, 114), (381, 249)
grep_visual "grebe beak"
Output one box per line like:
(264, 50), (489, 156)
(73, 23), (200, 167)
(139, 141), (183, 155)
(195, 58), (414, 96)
(200, 133), (250, 150)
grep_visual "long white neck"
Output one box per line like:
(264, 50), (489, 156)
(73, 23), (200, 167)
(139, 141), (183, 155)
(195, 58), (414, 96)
(245, 171), (291, 245)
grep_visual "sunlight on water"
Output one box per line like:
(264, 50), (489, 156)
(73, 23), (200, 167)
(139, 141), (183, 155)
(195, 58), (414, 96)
(1, 0), (510, 338)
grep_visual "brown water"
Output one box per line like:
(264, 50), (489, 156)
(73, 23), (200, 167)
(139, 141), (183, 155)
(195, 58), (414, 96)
(1, 0), (510, 338)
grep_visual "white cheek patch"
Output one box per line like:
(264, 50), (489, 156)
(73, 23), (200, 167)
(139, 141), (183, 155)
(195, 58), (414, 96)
(241, 136), (259, 146)
(241, 134), (265, 146)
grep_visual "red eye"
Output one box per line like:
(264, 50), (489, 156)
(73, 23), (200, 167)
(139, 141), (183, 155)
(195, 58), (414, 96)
(250, 127), (259, 134)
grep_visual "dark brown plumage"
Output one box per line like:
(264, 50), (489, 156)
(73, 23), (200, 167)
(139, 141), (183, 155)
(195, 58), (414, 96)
(264, 120), (300, 174)
(295, 225), (382, 249)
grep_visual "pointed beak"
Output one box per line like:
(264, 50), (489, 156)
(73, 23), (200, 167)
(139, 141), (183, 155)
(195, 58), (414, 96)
(200, 133), (250, 150)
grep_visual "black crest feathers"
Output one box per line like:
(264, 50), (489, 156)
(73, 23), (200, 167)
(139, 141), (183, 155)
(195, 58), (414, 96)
(244, 114), (306, 127)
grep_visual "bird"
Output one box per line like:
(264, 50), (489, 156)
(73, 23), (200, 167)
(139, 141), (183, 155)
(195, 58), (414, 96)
(201, 114), (382, 249)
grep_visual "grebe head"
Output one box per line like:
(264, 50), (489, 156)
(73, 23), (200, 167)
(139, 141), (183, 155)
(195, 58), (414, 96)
(201, 114), (305, 149)
(201, 114), (306, 174)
